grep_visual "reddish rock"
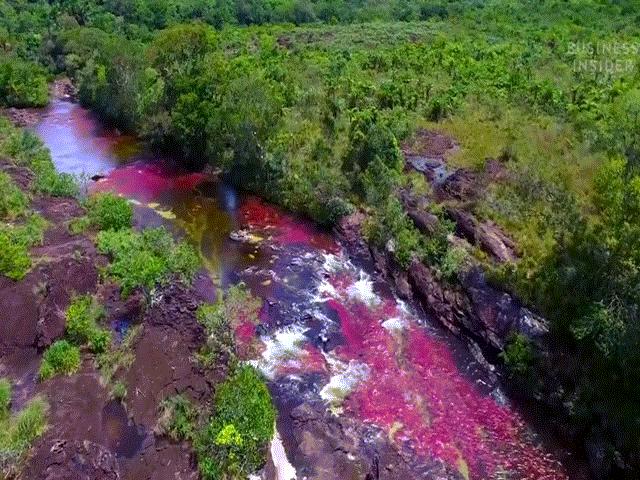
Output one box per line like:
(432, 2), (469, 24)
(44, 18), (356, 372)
(124, 281), (214, 428)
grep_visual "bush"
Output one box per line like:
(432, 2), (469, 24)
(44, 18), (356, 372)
(97, 227), (200, 296)
(196, 366), (275, 480)
(39, 340), (81, 381)
(0, 230), (31, 280)
(0, 214), (47, 280)
(0, 58), (48, 108)
(0, 173), (28, 220)
(65, 295), (111, 353)
(196, 284), (262, 365)
(499, 333), (534, 377)
(86, 192), (133, 231)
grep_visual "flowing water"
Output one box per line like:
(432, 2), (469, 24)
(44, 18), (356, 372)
(35, 99), (576, 479)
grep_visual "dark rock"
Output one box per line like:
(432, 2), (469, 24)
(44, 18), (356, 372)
(438, 168), (478, 201)
(405, 207), (439, 236)
(124, 281), (214, 428)
(407, 259), (469, 336)
(24, 440), (121, 480)
(445, 207), (517, 263)
(460, 267), (549, 350)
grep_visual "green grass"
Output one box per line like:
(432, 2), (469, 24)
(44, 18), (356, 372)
(85, 192), (133, 231)
(39, 340), (81, 381)
(0, 379), (48, 478)
(0, 172), (28, 221)
(65, 295), (111, 353)
(97, 227), (200, 296)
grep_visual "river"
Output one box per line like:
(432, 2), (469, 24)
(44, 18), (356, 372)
(35, 98), (575, 479)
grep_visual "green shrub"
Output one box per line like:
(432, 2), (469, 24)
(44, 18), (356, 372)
(65, 295), (111, 353)
(32, 166), (78, 197)
(0, 395), (48, 478)
(0, 173), (28, 220)
(39, 340), (81, 381)
(195, 366), (275, 480)
(196, 284), (261, 366)
(0, 230), (31, 281)
(86, 192), (133, 231)
(97, 227), (200, 296)
(0, 58), (48, 108)
(69, 216), (91, 234)
(499, 333), (534, 377)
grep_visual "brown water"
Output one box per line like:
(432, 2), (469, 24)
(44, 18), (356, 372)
(35, 99), (580, 479)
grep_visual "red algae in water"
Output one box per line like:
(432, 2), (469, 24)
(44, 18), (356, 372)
(235, 321), (257, 344)
(323, 273), (568, 480)
(92, 163), (206, 202)
(240, 197), (339, 253)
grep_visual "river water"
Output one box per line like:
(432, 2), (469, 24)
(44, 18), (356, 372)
(35, 99), (574, 479)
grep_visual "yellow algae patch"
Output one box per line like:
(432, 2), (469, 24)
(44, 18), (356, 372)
(156, 209), (176, 220)
(456, 453), (470, 480)
(388, 421), (403, 444)
(244, 233), (263, 244)
(147, 202), (160, 209)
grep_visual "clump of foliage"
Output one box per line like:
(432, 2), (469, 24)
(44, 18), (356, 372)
(0, 58), (48, 108)
(0, 229), (31, 281)
(97, 227), (199, 296)
(0, 379), (48, 478)
(110, 381), (127, 401)
(0, 379), (10, 417)
(156, 395), (198, 442)
(499, 333), (534, 377)
(85, 192), (133, 231)
(65, 295), (111, 353)
(195, 365), (276, 480)
(0, 172), (28, 220)
(0, 213), (47, 280)
(39, 340), (81, 381)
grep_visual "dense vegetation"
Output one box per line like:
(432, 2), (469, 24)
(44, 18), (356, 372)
(3, 0), (640, 475)
(97, 227), (200, 296)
